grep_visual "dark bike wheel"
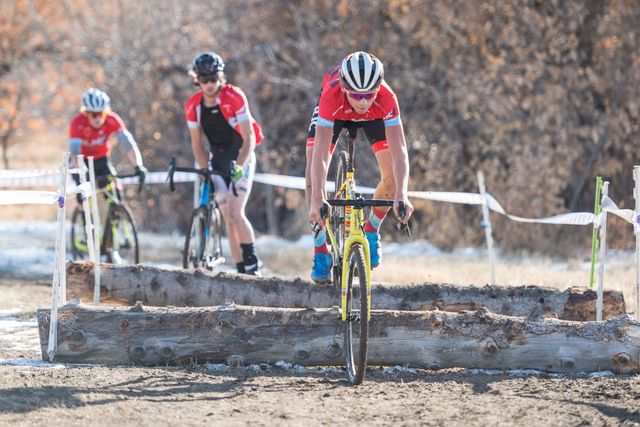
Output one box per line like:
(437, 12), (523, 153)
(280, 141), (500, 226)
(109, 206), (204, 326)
(331, 150), (350, 288)
(103, 204), (139, 264)
(204, 206), (223, 270)
(70, 207), (89, 260)
(183, 206), (208, 269)
(344, 243), (369, 385)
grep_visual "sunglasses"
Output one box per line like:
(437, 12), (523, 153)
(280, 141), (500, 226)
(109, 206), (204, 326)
(346, 91), (377, 101)
(198, 75), (220, 84)
(86, 111), (106, 119)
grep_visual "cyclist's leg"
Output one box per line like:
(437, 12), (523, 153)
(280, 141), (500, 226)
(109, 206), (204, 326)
(224, 152), (261, 274)
(363, 119), (394, 268)
(306, 115), (342, 282)
(213, 175), (243, 268)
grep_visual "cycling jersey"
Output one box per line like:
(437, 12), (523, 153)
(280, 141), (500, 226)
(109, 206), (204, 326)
(306, 65), (401, 152)
(184, 84), (264, 151)
(68, 112), (136, 159)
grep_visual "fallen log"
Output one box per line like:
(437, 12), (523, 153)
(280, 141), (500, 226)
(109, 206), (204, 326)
(66, 261), (625, 320)
(37, 302), (640, 373)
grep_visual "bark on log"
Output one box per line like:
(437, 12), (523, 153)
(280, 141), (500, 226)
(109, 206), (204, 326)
(37, 302), (640, 373)
(66, 261), (625, 321)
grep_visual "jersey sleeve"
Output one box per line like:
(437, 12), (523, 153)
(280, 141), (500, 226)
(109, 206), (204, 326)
(107, 112), (126, 133)
(315, 90), (336, 128)
(184, 95), (200, 129)
(68, 115), (83, 138)
(380, 85), (401, 127)
(227, 86), (252, 123)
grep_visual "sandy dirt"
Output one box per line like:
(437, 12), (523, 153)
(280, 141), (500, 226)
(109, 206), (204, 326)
(1, 277), (640, 426)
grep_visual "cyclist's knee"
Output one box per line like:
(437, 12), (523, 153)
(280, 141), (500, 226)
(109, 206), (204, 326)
(225, 209), (246, 227)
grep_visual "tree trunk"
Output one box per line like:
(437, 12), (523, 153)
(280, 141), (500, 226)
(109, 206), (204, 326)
(66, 261), (626, 321)
(37, 302), (640, 373)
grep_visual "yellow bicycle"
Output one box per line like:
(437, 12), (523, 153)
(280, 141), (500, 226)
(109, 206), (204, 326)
(319, 133), (408, 385)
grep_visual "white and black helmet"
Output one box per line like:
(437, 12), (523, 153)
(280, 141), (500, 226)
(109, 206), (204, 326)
(339, 51), (384, 92)
(82, 88), (110, 112)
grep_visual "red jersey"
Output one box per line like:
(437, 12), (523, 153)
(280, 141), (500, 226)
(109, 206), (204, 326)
(68, 112), (128, 158)
(185, 84), (264, 145)
(316, 66), (401, 128)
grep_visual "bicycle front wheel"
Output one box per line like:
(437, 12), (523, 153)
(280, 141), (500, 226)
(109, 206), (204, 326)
(104, 204), (139, 264)
(204, 206), (223, 270)
(344, 243), (369, 385)
(70, 207), (89, 260)
(183, 206), (208, 269)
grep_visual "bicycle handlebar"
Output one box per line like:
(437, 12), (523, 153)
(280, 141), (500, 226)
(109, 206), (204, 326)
(319, 199), (411, 237)
(167, 157), (237, 196)
(93, 170), (146, 193)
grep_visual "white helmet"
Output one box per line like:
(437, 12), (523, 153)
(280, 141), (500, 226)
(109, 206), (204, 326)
(339, 51), (384, 92)
(82, 88), (110, 112)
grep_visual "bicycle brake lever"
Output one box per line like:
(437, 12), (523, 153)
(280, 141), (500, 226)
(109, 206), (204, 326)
(396, 201), (411, 237)
(167, 158), (176, 192)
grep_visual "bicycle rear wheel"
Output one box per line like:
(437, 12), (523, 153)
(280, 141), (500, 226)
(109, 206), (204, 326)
(331, 150), (350, 287)
(344, 243), (369, 385)
(204, 206), (223, 270)
(183, 206), (208, 269)
(104, 204), (139, 264)
(70, 207), (89, 260)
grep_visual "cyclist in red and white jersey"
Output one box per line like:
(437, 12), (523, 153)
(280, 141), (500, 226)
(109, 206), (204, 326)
(306, 51), (414, 283)
(68, 88), (147, 191)
(185, 52), (264, 276)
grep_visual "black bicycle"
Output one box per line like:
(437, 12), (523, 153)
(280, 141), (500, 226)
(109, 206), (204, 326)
(168, 158), (237, 270)
(70, 171), (145, 264)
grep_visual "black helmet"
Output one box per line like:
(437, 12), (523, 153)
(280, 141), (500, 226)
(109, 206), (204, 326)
(191, 52), (225, 75)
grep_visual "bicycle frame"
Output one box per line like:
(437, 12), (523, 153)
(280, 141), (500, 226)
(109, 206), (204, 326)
(325, 170), (372, 322)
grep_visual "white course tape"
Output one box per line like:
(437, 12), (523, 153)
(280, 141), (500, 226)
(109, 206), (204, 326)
(1, 168), (634, 230)
(0, 182), (93, 205)
(601, 195), (635, 225)
(0, 191), (60, 205)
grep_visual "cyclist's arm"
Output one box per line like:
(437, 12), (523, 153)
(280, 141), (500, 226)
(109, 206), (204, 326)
(69, 137), (82, 168)
(236, 119), (256, 167)
(309, 124), (333, 223)
(385, 122), (414, 221)
(189, 127), (209, 169)
(116, 129), (144, 168)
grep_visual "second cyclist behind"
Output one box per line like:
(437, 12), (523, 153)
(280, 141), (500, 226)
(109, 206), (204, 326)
(184, 52), (264, 276)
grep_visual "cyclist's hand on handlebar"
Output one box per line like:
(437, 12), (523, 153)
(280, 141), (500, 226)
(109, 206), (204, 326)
(135, 164), (148, 180)
(134, 165), (147, 193)
(393, 198), (414, 223)
(308, 199), (327, 228)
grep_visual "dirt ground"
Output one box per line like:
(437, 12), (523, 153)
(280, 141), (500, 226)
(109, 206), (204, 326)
(2, 277), (640, 427)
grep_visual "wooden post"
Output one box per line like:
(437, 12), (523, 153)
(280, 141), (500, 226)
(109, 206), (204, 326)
(477, 171), (496, 285)
(634, 167), (640, 321)
(77, 155), (96, 263)
(589, 176), (603, 288)
(596, 181), (609, 321)
(88, 157), (101, 305)
(47, 152), (69, 361)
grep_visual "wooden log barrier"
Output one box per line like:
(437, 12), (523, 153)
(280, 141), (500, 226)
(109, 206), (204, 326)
(37, 302), (640, 373)
(66, 261), (626, 320)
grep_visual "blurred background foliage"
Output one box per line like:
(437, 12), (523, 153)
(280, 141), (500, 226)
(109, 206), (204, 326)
(1, 0), (639, 255)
